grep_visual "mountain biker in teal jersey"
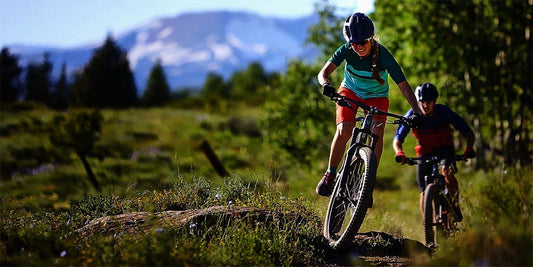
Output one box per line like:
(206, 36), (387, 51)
(316, 12), (422, 197)
(393, 82), (476, 221)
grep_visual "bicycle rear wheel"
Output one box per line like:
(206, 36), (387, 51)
(323, 146), (376, 249)
(423, 183), (439, 247)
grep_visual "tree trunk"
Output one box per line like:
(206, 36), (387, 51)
(78, 152), (101, 191)
(473, 118), (484, 169)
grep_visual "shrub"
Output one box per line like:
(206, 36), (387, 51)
(430, 167), (533, 266)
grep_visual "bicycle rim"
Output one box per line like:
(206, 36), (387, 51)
(423, 184), (439, 247)
(323, 146), (376, 249)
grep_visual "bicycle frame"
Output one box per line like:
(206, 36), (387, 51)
(406, 155), (464, 246)
(408, 155), (463, 202)
(322, 92), (415, 249)
(332, 94), (409, 180)
(340, 112), (379, 183)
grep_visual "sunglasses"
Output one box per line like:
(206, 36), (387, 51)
(352, 38), (371, 46)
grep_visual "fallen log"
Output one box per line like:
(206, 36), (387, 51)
(73, 205), (307, 241)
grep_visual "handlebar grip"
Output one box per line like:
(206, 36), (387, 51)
(405, 158), (417, 165)
(338, 100), (353, 109)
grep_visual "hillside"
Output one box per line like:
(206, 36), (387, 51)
(8, 11), (320, 91)
(0, 105), (531, 266)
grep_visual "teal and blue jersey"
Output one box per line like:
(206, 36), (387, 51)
(329, 43), (406, 99)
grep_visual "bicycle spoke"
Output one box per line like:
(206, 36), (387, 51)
(323, 146), (376, 249)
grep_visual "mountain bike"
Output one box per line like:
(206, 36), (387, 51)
(405, 155), (465, 248)
(323, 92), (417, 249)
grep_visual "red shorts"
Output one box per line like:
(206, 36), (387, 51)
(336, 87), (390, 124)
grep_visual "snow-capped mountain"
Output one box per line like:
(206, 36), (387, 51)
(8, 11), (320, 91)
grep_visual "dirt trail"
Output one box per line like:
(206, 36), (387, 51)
(74, 205), (430, 266)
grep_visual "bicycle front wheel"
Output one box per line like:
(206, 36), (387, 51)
(323, 146), (377, 249)
(423, 183), (439, 247)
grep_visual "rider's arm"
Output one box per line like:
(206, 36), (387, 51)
(318, 61), (338, 86)
(397, 81), (422, 114)
(380, 45), (421, 114)
(393, 139), (404, 154)
(443, 105), (476, 149)
(393, 114), (412, 163)
(462, 129), (476, 149)
(393, 138), (407, 164)
(462, 129), (476, 159)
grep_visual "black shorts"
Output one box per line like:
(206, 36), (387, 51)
(417, 146), (456, 192)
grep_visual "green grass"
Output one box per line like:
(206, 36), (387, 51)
(1, 104), (531, 266)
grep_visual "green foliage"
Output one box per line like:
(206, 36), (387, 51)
(74, 35), (138, 108)
(68, 195), (125, 225)
(201, 72), (229, 112)
(0, 112), (70, 180)
(49, 110), (103, 156)
(1, 102), (531, 265)
(429, 167), (533, 266)
(49, 110), (104, 190)
(230, 61), (269, 105)
(2, 2), (532, 260)
(25, 53), (52, 103)
(307, 0), (344, 59)
(1, 176), (327, 266)
(467, 168), (531, 229)
(0, 47), (23, 102)
(373, 0), (532, 167)
(143, 60), (171, 106)
(200, 62), (275, 112)
(0, 208), (73, 265)
(49, 63), (73, 111)
(262, 60), (333, 166)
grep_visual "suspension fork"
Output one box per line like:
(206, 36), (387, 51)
(339, 127), (361, 185)
(358, 114), (379, 151)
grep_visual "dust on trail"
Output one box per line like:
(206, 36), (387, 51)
(74, 205), (430, 266)
(326, 231), (431, 266)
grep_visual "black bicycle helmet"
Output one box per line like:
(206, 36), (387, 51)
(415, 82), (439, 102)
(343, 13), (374, 44)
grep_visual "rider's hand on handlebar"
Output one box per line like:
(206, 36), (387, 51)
(395, 151), (407, 165)
(408, 113), (424, 128)
(464, 146), (476, 160)
(322, 83), (337, 98)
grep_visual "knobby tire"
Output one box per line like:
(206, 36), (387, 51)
(323, 146), (377, 249)
(424, 184), (439, 247)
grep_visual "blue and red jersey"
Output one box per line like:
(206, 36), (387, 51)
(394, 104), (472, 156)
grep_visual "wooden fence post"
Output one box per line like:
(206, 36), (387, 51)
(198, 139), (230, 177)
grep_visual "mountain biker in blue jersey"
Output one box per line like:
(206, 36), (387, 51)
(316, 12), (422, 197)
(393, 82), (476, 221)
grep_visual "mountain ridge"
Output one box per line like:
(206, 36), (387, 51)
(8, 11), (320, 92)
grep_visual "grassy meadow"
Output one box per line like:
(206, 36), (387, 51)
(1, 102), (531, 266)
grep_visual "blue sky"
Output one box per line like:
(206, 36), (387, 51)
(0, 0), (374, 48)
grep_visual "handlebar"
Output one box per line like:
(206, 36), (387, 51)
(327, 92), (417, 127)
(405, 155), (465, 166)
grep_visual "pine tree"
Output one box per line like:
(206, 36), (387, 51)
(0, 48), (23, 102)
(50, 62), (72, 110)
(25, 53), (52, 103)
(201, 72), (229, 111)
(230, 62), (268, 104)
(76, 35), (138, 108)
(143, 59), (170, 106)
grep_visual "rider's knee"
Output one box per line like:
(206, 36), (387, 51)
(336, 122), (354, 140)
(442, 165), (455, 176)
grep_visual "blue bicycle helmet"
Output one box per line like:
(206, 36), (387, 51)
(415, 82), (439, 102)
(343, 13), (374, 44)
